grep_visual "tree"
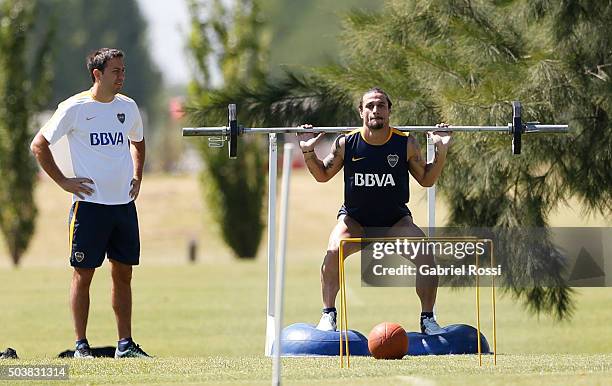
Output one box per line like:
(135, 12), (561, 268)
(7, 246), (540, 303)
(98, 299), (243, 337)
(187, 0), (269, 258)
(184, 0), (612, 319)
(33, 0), (162, 120)
(0, 0), (53, 265)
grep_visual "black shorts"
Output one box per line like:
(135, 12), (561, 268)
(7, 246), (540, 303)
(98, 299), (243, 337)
(337, 204), (412, 228)
(68, 201), (140, 268)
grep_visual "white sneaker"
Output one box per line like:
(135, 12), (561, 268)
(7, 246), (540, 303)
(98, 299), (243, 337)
(421, 316), (446, 335)
(316, 312), (337, 331)
(74, 345), (94, 359)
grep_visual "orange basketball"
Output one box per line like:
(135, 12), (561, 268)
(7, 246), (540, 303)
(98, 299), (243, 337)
(368, 322), (408, 359)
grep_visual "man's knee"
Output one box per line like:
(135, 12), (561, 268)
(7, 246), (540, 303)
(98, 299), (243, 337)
(73, 268), (95, 287)
(328, 237), (360, 258)
(111, 261), (132, 285)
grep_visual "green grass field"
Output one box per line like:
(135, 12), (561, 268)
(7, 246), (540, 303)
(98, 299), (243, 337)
(1, 173), (611, 385)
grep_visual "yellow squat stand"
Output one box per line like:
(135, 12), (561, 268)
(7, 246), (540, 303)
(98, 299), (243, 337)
(338, 237), (497, 368)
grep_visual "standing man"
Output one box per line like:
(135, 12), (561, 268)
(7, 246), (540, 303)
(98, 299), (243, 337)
(297, 87), (452, 334)
(30, 48), (150, 358)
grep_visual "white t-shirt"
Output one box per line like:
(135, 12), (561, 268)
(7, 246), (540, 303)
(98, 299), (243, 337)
(41, 90), (144, 205)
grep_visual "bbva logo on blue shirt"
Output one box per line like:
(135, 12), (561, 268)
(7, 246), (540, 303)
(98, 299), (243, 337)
(90, 132), (124, 146)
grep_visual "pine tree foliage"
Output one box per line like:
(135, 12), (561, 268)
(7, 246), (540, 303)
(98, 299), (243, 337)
(0, 0), (53, 266)
(187, 0), (611, 318)
(189, 72), (359, 127)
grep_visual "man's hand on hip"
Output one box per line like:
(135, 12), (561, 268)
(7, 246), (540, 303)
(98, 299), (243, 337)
(59, 177), (94, 199)
(130, 178), (141, 200)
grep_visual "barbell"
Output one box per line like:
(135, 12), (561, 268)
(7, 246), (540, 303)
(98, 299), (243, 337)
(182, 101), (569, 158)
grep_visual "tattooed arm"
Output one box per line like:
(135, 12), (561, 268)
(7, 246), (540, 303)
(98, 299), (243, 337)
(406, 131), (451, 187)
(297, 129), (345, 183)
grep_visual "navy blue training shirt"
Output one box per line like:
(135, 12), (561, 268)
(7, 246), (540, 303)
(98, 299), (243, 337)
(339, 128), (411, 227)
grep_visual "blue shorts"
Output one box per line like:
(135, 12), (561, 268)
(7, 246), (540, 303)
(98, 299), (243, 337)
(337, 204), (412, 228)
(68, 201), (140, 268)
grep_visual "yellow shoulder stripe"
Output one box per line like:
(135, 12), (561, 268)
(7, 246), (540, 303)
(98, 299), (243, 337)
(74, 90), (91, 98)
(392, 128), (409, 137)
(67, 90), (92, 103)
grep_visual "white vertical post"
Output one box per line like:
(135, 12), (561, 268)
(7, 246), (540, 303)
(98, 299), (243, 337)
(426, 137), (437, 318)
(265, 134), (278, 356)
(272, 143), (294, 386)
(427, 137), (436, 236)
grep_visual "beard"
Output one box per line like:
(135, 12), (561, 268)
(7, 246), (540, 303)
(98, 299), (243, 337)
(366, 118), (385, 130)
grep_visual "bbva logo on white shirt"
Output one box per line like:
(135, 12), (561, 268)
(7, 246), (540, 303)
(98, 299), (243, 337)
(354, 172), (396, 187)
(90, 132), (125, 146)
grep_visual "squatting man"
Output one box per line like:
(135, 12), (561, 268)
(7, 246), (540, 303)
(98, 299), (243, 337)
(297, 87), (452, 334)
